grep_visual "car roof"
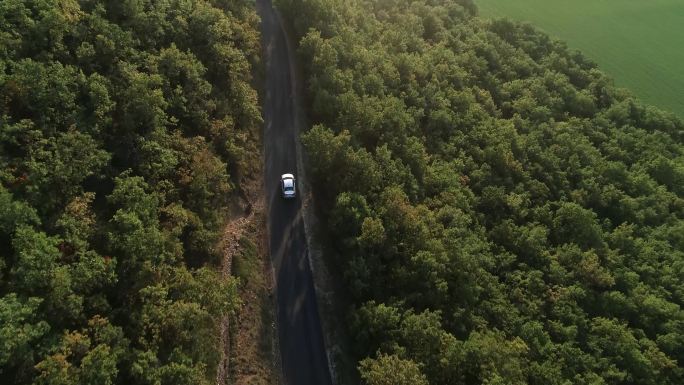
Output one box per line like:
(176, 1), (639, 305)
(281, 173), (294, 179)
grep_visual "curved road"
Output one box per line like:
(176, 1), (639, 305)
(256, 1), (333, 384)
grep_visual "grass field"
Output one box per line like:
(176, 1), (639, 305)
(476, 0), (684, 117)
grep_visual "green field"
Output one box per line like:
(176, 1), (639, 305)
(476, 0), (684, 117)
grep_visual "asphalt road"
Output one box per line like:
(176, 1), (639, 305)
(256, 1), (333, 384)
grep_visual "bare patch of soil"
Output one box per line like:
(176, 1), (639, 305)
(217, 175), (278, 385)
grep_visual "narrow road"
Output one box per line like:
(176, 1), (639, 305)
(256, 1), (333, 385)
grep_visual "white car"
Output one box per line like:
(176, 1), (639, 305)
(280, 173), (296, 199)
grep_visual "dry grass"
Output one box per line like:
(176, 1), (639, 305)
(226, 177), (279, 385)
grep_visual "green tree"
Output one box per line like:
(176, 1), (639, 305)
(359, 354), (428, 385)
(0, 294), (49, 369)
(35, 317), (126, 385)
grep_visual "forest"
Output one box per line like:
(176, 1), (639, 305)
(0, 1), (260, 384)
(276, 0), (684, 384)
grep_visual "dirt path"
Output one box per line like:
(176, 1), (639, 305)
(256, 0), (334, 384)
(216, 176), (277, 385)
(216, 208), (254, 385)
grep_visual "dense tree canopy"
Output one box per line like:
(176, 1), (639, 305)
(0, 1), (259, 384)
(277, 0), (684, 383)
